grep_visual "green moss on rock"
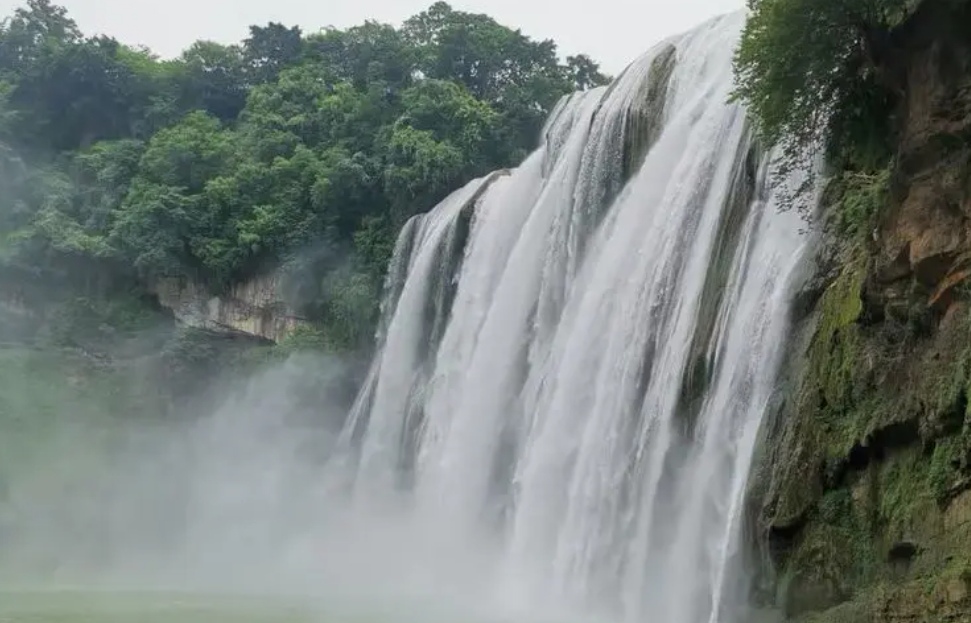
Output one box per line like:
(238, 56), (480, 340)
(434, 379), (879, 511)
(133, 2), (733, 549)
(779, 502), (876, 617)
(761, 163), (971, 621)
(805, 258), (867, 435)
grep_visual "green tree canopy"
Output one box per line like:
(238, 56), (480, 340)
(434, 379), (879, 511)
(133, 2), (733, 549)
(0, 0), (610, 349)
(733, 0), (919, 180)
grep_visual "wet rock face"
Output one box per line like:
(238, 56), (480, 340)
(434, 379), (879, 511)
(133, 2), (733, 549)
(754, 2), (971, 621)
(623, 44), (677, 182)
(876, 0), (971, 317)
(151, 273), (309, 343)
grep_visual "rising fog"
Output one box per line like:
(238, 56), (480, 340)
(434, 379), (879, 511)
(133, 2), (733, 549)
(0, 332), (512, 620)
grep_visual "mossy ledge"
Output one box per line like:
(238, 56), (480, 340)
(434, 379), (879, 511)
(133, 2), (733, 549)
(756, 188), (971, 621)
(751, 3), (971, 618)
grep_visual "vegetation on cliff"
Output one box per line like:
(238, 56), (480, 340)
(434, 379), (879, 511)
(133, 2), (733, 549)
(736, 0), (971, 620)
(733, 0), (917, 179)
(0, 0), (608, 351)
(732, 0), (926, 226)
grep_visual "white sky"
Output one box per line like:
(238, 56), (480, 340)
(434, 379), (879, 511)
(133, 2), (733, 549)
(0, 0), (744, 73)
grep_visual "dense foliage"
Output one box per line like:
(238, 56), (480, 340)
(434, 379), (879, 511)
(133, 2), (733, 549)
(0, 0), (608, 349)
(732, 0), (920, 211)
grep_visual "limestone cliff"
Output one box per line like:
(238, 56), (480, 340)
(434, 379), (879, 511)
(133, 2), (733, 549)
(754, 1), (971, 621)
(151, 273), (309, 344)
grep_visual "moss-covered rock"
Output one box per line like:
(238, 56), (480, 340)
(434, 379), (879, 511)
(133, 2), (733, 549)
(794, 563), (971, 623)
(755, 40), (971, 614)
(760, 227), (971, 618)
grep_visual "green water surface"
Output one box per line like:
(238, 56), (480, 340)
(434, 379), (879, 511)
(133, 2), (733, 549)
(0, 592), (324, 623)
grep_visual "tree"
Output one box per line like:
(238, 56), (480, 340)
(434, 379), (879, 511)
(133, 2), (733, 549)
(109, 112), (233, 279)
(732, 0), (917, 183)
(241, 64), (348, 149)
(305, 22), (417, 90)
(109, 180), (200, 277)
(382, 123), (466, 222)
(403, 3), (608, 160)
(243, 22), (302, 85)
(135, 110), (232, 192)
(0, 0), (79, 75)
(176, 41), (248, 122)
(0, 81), (20, 179)
(397, 79), (499, 162)
(3, 34), (170, 151)
(566, 54), (609, 92)
(72, 139), (145, 231)
(0, 0), (608, 345)
(405, 2), (561, 103)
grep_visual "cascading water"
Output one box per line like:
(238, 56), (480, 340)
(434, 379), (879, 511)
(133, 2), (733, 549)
(333, 11), (816, 623)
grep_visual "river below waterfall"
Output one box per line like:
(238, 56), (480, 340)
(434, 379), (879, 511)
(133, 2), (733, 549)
(0, 591), (319, 623)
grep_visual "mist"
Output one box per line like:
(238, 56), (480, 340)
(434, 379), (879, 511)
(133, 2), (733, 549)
(0, 102), (513, 622)
(0, 319), (524, 623)
(0, 349), (331, 585)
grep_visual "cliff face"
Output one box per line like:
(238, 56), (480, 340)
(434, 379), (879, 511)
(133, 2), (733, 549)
(151, 273), (309, 344)
(755, 1), (971, 621)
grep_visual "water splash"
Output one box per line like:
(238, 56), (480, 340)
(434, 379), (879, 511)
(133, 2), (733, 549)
(339, 12), (815, 623)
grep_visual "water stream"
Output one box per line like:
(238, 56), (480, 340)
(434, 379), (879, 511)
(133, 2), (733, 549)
(338, 12), (815, 623)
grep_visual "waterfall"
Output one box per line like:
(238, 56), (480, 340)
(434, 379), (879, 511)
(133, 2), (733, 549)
(332, 11), (815, 623)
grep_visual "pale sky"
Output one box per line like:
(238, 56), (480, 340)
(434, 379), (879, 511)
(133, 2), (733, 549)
(0, 0), (744, 73)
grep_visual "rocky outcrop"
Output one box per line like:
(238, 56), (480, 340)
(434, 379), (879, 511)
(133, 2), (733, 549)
(151, 273), (309, 343)
(875, 0), (971, 316)
(753, 1), (971, 621)
(623, 44), (677, 182)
